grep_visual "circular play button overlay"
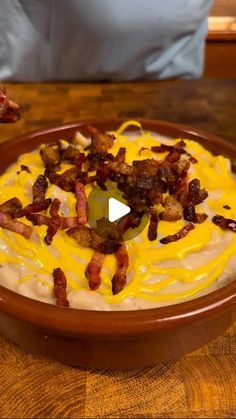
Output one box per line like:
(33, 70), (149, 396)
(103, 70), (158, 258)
(87, 181), (149, 241)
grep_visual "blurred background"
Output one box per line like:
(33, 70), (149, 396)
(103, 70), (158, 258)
(206, 0), (236, 77)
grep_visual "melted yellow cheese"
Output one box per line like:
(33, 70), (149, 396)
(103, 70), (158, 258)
(0, 121), (236, 307)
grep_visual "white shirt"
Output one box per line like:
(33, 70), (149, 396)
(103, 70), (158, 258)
(0, 0), (213, 81)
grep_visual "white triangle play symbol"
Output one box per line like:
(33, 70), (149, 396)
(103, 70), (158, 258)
(108, 198), (131, 222)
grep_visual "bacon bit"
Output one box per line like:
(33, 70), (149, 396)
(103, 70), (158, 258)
(32, 174), (48, 203)
(183, 206), (207, 224)
(151, 144), (174, 153)
(116, 213), (133, 235)
(108, 161), (134, 176)
(161, 196), (183, 221)
(166, 150), (182, 163)
(212, 214), (236, 232)
(112, 243), (129, 295)
(60, 216), (78, 229)
(96, 165), (110, 190)
(148, 207), (158, 241)
(223, 205), (231, 210)
(0, 197), (22, 216)
(116, 211), (143, 235)
(95, 217), (121, 241)
(98, 240), (120, 254)
(27, 213), (79, 230)
(158, 162), (177, 184)
(151, 142), (197, 164)
(187, 178), (208, 206)
(86, 125), (115, 153)
(160, 222), (195, 244)
(88, 152), (114, 163)
(66, 224), (101, 249)
(15, 198), (52, 218)
(75, 153), (86, 170)
(44, 199), (61, 245)
(115, 147), (126, 163)
(183, 205), (196, 222)
(0, 87), (20, 123)
(61, 145), (81, 163)
(26, 213), (51, 226)
(194, 213), (208, 224)
(47, 167), (78, 192)
(17, 164), (31, 174)
(0, 212), (32, 239)
(85, 251), (105, 290)
(75, 181), (87, 224)
(40, 144), (61, 169)
(53, 268), (69, 307)
(133, 159), (159, 176)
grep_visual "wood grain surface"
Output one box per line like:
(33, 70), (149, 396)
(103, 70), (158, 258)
(0, 80), (236, 419)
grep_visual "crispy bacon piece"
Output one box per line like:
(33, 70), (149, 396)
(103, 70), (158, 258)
(173, 159), (190, 178)
(40, 144), (61, 169)
(66, 224), (101, 249)
(108, 161), (134, 176)
(117, 211), (144, 236)
(0, 87), (20, 123)
(27, 214), (78, 229)
(98, 240), (121, 254)
(186, 178), (208, 206)
(182, 178), (208, 223)
(61, 145), (81, 163)
(160, 222), (194, 244)
(15, 198), (51, 218)
(158, 162), (177, 184)
(0, 197), (22, 216)
(151, 141), (197, 164)
(183, 206), (207, 224)
(148, 207), (158, 241)
(53, 268), (69, 307)
(44, 199), (61, 245)
(0, 212), (32, 239)
(86, 125), (115, 153)
(60, 216), (78, 229)
(96, 164), (110, 190)
(66, 224), (119, 254)
(161, 196), (183, 221)
(132, 159), (159, 176)
(151, 141), (185, 153)
(75, 181), (88, 224)
(32, 174), (48, 203)
(112, 243), (129, 295)
(95, 217), (121, 241)
(47, 167), (78, 192)
(85, 251), (105, 290)
(115, 147), (126, 163)
(194, 213), (208, 224)
(212, 214), (236, 232)
(26, 213), (50, 226)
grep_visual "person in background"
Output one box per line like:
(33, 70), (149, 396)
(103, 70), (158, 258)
(0, 0), (213, 82)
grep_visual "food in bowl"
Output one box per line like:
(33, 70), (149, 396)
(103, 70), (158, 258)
(0, 120), (236, 311)
(0, 86), (20, 123)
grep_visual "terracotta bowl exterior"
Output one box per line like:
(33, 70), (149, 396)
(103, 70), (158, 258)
(0, 119), (236, 369)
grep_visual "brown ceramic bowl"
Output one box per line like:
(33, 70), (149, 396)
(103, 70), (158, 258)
(0, 119), (236, 369)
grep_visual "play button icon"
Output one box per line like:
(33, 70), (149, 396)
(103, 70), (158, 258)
(87, 181), (149, 241)
(108, 198), (130, 222)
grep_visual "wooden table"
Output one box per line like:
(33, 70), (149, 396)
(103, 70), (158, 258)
(0, 80), (236, 418)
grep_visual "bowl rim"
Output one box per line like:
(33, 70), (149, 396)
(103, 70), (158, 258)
(0, 117), (236, 339)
